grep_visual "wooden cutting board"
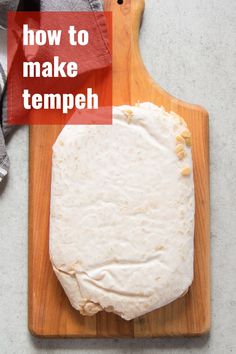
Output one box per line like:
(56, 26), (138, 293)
(29, 0), (210, 337)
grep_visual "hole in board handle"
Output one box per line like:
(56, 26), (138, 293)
(117, 0), (123, 5)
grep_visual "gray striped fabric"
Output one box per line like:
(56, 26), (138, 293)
(0, 63), (6, 90)
(0, 29), (9, 182)
(0, 0), (105, 183)
(0, 0), (19, 182)
(41, 0), (103, 11)
(0, 0), (20, 29)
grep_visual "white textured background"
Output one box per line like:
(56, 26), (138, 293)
(1, 0), (236, 352)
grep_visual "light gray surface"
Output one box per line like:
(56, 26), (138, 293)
(0, 0), (236, 353)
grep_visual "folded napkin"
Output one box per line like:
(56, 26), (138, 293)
(0, 0), (20, 29)
(0, 0), (20, 181)
(0, 0), (108, 183)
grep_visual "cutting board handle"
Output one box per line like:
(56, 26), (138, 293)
(105, 0), (144, 32)
(105, 0), (145, 104)
(131, 0), (145, 45)
(105, 0), (208, 112)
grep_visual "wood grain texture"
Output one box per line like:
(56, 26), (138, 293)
(29, 0), (210, 337)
